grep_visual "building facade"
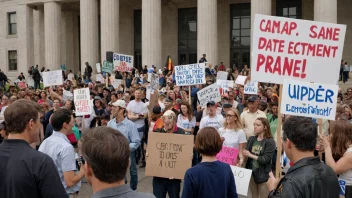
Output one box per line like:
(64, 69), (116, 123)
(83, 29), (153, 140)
(0, 0), (351, 80)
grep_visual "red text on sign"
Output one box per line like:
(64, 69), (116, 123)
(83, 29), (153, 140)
(309, 25), (340, 41)
(258, 37), (285, 52)
(259, 19), (297, 35)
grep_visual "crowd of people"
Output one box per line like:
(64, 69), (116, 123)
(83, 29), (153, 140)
(0, 56), (350, 198)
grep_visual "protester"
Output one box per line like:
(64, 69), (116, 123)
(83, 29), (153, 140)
(0, 99), (68, 197)
(320, 120), (352, 197)
(39, 109), (84, 197)
(182, 127), (238, 198)
(84, 62), (93, 82)
(79, 126), (154, 198)
(244, 117), (275, 198)
(267, 116), (339, 198)
(177, 102), (196, 135)
(107, 100), (141, 190)
(199, 101), (224, 130)
(218, 108), (246, 166)
(240, 96), (267, 138)
(0, 121), (8, 143)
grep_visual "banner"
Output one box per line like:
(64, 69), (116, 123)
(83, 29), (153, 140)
(42, 70), (63, 87)
(63, 90), (74, 101)
(216, 146), (239, 165)
(145, 132), (194, 179)
(230, 166), (252, 196)
(217, 71), (228, 80)
(96, 63), (101, 73)
(281, 79), (338, 120)
(113, 53), (133, 72)
(74, 88), (92, 116)
(251, 14), (346, 84)
(217, 80), (234, 94)
(102, 61), (113, 74)
(197, 83), (221, 107)
(17, 81), (27, 89)
(175, 63), (206, 86)
(244, 81), (258, 95)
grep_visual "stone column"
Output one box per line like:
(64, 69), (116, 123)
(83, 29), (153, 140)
(17, 4), (34, 73)
(142, 0), (162, 68)
(33, 9), (45, 68)
(60, 13), (67, 69)
(314, 0), (337, 23)
(65, 12), (74, 72)
(44, 2), (61, 70)
(198, 0), (217, 65)
(101, 0), (119, 62)
(72, 12), (80, 73)
(80, 0), (99, 76)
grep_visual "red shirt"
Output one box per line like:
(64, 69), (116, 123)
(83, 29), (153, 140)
(219, 64), (226, 71)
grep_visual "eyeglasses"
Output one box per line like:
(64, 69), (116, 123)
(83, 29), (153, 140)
(226, 114), (235, 118)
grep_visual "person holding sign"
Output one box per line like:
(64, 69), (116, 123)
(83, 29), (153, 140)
(243, 118), (275, 198)
(268, 116), (339, 198)
(218, 108), (247, 167)
(182, 127), (238, 198)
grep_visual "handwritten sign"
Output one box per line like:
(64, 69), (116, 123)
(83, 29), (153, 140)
(235, 75), (247, 85)
(216, 146), (239, 165)
(175, 64), (206, 86)
(74, 88), (92, 116)
(251, 14), (346, 84)
(281, 79), (338, 120)
(244, 81), (258, 95)
(217, 80), (234, 94)
(96, 63), (101, 73)
(197, 83), (221, 107)
(96, 74), (105, 83)
(42, 70), (63, 87)
(145, 132), (194, 179)
(230, 166), (252, 196)
(217, 71), (228, 80)
(102, 61), (113, 74)
(150, 73), (159, 91)
(112, 79), (123, 89)
(113, 53), (133, 72)
(17, 81), (27, 89)
(63, 90), (73, 101)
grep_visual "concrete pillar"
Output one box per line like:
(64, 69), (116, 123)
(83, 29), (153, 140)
(101, 0), (119, 62)
(17, 5), (34, 73)
(60, 12), (67, 69)
(80, 0), (99, 76)
(314, 0), (337, 23)
(33, 9), (44, 68)
(218, 0), (230, 68)
(65, 12), (74, 72)
(142, 0), (162, 68)
(72, 12), (80, 73)
(44, 2), (61, 70)
(198, 0), (218, 65)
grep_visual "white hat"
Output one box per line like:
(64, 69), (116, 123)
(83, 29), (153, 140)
(111, 100), (126, 108)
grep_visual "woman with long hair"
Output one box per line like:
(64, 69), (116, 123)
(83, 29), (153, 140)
(38, 91), (52, 107)
(177, 102), (196, 135)
(320, 120), (352, 198)
(243, 117), (275, 198)
(341, 104), (352, 121)
(218, 108), (247, 167)
(182, 127), (238, 198)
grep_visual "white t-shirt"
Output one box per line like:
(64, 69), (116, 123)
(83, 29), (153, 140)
(67, 73), (75, 81)
(199, 114), (224, 130)
(126, 100), (148, 128)
(177, 114), (196, 130)
(218, 128), (247, 149)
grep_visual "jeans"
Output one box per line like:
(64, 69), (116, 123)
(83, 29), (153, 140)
(343, 71), (349, 83)
(129, 151), (138, 190)
(34, 80), (40, 90)
(136, 126), (145, 164)
(153, 177), (181, 198)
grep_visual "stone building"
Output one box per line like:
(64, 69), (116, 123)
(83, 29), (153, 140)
(0, 0), (351, 80)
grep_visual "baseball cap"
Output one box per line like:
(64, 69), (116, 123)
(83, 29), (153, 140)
(111, 100), (126, 108)
(223, 103), (233, 108)
(248, 96), (258, 102)
(206, 101), (216, 107)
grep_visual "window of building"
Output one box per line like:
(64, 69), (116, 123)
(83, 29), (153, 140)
(276, 0), (302, 19)
(8, 12), (17, 35)
(230, 3), (250, 70)
(8, 50), (17, 71)
(134, 10), (142, 70)
(178, 8), (197, 65)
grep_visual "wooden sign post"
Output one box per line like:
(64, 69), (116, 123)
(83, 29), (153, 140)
(275, 86), (283, 179)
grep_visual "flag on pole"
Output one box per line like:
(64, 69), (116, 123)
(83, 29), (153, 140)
(165, 55), (173, 71)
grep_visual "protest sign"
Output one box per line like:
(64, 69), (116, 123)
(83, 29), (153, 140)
(113, 53), (133, 72)
(175, 64), (206, 86)
(145, 132), (193, 179)
(281, 79), (338, 120)
(230, 166), (252, 196)
(235, 75), (247, 85)
(74, 88), (92, 116)
(17, 81), (27, 89)
(96, 63), (101, 73)
(150, 73), (159, 91)
(102, 61), (113, 74)
(27, 76), (34, 87)
(244, 81), (258, 95)
(197, 83), (221, 107)
(251, 14), (346, 84)
(42, 70), (63, 87)
(63, 90), (74, 101)
(112, 79), (123, 89)
(217, 71), (228, 80)
(216, 146), (239, 165)
(96, 74), (105, 83)
(217, 80), (234, 94)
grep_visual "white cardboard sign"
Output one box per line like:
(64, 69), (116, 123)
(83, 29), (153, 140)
(42, 70), (63, 87)
(217, 71), (228, 80)
(63, 90), (74, 101)
(112, 79), (123, 89)
(230, 166), (252, 196)
(217, 80), (234, 94)
(197, 83), (221, 107)
(235, 75), (247, 85)
(96, 63), (101, 73)
(251, 14), (346, 84)
(175, 63), (206, 86)
(244, 81), (258, 95)
(281, 79), (338, 120)
(113, 53), (133, 72)
(74, 88), (92, 116)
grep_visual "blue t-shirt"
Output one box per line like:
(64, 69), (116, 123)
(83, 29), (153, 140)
(182, 161), (238, 198)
